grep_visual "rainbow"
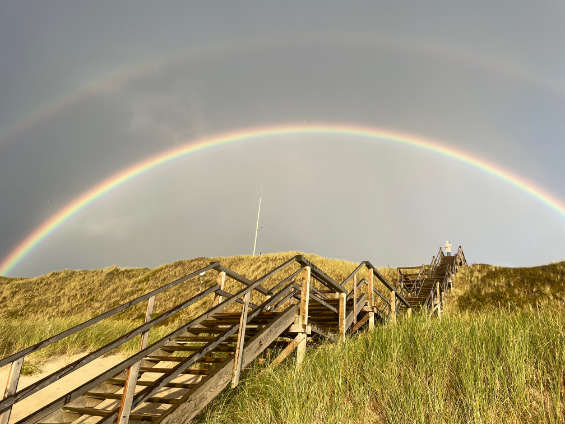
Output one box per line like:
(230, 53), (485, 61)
(1, 123), (565, 276)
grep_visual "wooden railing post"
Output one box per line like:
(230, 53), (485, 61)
(436, 282), (441, 319)
(367, 268), (375, 329)
(212, 271), (226, 307)
(353, 274), (358, 324)
(338, 292), (346, 341)
(231, 291), (250, 388)
(299, 267), (310, 326)
(0, 357), (24, 424)
(390, 290), (396, 324)
(296, 266), (311, 367)
(117, 295), (155, 424)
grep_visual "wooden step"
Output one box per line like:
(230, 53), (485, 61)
(140, 367), (212, 375)
(62, 407), (160, 421)
(173, 336), (239, 342)
(160, 345), (235, 353)
(147, 356), (227, 363)
(106, 378), (196, 389)
(84, 392), (180, 405)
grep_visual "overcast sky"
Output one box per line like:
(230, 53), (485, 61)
(1, 1), (564, 277)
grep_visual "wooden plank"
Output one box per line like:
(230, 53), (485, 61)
(367, 268), (375, 329)
(212, 272), (226, 307)
(338, 293), (346, 341)
(0, 263), (220, 369)
(62, 407), (161, 421)
(0, 357), (24, 424)
(117, 295), (155, 424)
(157, 305), (298, 424)
(296, 267), (310, 368)
(353, 274), (358, 324)
(85, 392), (179, 405)
(299, 267), (311, 326)
(436, 282), (441, 319)
(106, 379), (195, 389)
(346, 278), (364, 301)
(345, 294), (366, 331)
(270, 333), (306, 368)
(351, 312), (371, 333)
(231, 292), (250, 388)
(390, 290), (396, 324)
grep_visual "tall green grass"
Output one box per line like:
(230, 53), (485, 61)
(199, 309), (565, 424)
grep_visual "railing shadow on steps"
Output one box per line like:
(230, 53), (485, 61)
(0, 254), (410, 424)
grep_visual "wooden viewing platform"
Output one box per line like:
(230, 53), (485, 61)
(0, 248), (467, 424)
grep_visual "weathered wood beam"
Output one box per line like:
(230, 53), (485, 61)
(353, 274), (358, 325)
(296, 266), (311, 367)
(270, 333), (306, 368)
(338, 293), (346, 341)
(351, 312), (371, 333)
(212, 272), (226, 307)
(367, 267), (375, 329)
(117, 295), (155, 424)
(0, 357), (24, 424)
(390, 290), (396, 324)
(231, 292), (250, 388)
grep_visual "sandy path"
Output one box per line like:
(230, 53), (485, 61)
(0, 354), (126, 424)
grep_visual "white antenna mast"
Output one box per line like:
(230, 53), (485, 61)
(252, 192), (262, 256)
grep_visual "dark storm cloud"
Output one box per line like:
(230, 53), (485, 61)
(1, 1), (564, 276)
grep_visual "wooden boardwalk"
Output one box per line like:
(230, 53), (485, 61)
(0, 248), (466, 424)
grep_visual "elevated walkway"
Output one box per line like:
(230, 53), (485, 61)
(0, 248), (465, 424)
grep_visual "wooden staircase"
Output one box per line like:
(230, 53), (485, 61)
(0, 249), (465, 424)
(399, 246), (467, 314)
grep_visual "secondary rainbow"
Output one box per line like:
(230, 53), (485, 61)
(2, 123), (564, 276)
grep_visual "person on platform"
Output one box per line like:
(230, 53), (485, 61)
(445, 241), (452, 256)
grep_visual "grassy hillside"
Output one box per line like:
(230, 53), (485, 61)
(451, 261), (565, 311)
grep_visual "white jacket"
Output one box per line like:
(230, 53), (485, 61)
(445, 242), (452, 253)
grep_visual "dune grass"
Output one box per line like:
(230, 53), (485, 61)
(198, 309), (565, 424)
(451, 261), (565, 312)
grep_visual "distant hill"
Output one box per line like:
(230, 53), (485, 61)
(452, 261), (565, 311)
(0, 252), (398, 322)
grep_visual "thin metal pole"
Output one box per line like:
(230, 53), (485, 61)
(252, 196), (262, 256)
